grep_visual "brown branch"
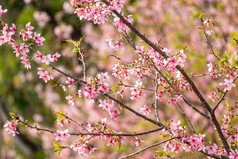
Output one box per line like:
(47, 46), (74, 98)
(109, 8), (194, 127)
(103, 93), (164, 127)
(66, 116), (90, 133)
(17, 118), (163, 137)
(203, 26), (220, 61)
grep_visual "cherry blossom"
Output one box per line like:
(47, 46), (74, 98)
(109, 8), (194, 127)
(132, 137), (144, 147)
(33, 11), (51, 28)
(37, 67), (54, 83)
(219, 79), (236, 91)
(139, 105), (151, 116)
(66, 95), (77, 106)
(206, 29), (214, 36)
(70, 141), (97, 156)
(65, 77), (75, 88)
(208, 92), (218, 102)
(207, 62), (214, 72)
(41, 54), (54, 65)
(54, 129), (70, 141)
(0, 5), (7, 15)
(4, 120), (19, 137)
(54, 23), (73, 40)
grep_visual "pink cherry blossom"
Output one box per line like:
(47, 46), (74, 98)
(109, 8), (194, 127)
(20, 54), (31, 69)
(54, 23), (73, 40)
(66, 95), (77, 106)
(33, 32), (45, 46)
(229, 149), (238, 159)
(206, 29), (214, 36)
(162, 48), (171, 54)
(208, 92), (218, 102)
(4, 120), (19, 137)
(140, 105), (151, 116)
(0, 5), (7, 15)
(54, 129), (70, 141)
(41, 54), (54, 65)
(65, 77), (75, 88)
(33, 11), (51, 28)
(228, 135), (238, 142)
(70, 141), (96, 156)
(53, 52), (61, 61)
(219, 79), (236, 91)
(132, 137), (144, 147)
(207, 62), (214, 72)
(37, 67), (54, 83)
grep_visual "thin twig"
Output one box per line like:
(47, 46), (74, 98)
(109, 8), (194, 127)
(76, 46), (86, 81)
(66, 116), (90, 133)
(154, 72), (160, 122)
(177, 104), (196, 134)
(118, 138), (175, 159)
(203, 28), (220, 61)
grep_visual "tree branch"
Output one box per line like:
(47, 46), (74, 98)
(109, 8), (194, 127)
(118, 138), (175, 159)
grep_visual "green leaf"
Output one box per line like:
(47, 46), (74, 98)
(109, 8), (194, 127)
(117, 137), (121, 150)
(57, 149), (61, 156)
(164, 71), (172, 79)
(162, 120), (167, 127)
(219, 49), (231, 68)
(56, 114), (65, 122)
(9, 112), (16, 119)
(53, 142), (63, 156)
(53, 141), (60, 148)
(55, 112), (66, 122)
(110, 82), (119, 92)
(199, 11), (204, 19)
(154, 149), (168, 157)
(225, 102), (230, 109)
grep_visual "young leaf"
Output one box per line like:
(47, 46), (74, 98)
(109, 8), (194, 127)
(154, 149), (168, 157)
(9, 112), (16, 119)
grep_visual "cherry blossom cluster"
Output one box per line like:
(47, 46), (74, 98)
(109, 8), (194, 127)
(54, 129), (71, 141)
(202, 17), (215, 36)
(206, 61), (237, 101)
(112, 63), (129, 79)
(70, 140), (97, 156)
(98, 99), (120, 120)
(167, 95), (182, 105)
(113, 15), (133, 32)
(130, 80), (144, 101)
(0, 5), (7, 15)
(132, 136), (144, 147)
(69, 0), (124, 24)
(3, 120), (19, 137)
(86, 118), (125, 147)
(220, 104), (238, 145)
(37, 67), (54, 83)
(57, 118), (70, 127)
(106, 37), (124, 50)
(0, 11), (60, 70)
(139, 105), (151, 116)
(208, 92), (218, 102)
(162, 119), (238, 158)
(207, 62), (221, 78)
(219, 79), (236, 91)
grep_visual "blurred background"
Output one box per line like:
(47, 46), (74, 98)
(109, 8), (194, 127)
(0, 0), (237, 158)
